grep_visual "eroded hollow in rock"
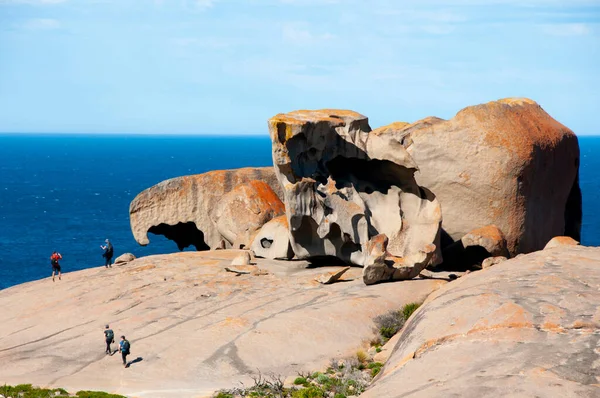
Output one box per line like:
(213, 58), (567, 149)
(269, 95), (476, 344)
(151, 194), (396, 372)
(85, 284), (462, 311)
(440, 241), (491, 271)
(148, 222), (210, 251)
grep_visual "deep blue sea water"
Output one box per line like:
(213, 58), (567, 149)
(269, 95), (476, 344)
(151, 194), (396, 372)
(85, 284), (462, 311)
(0, 134), (598, 289)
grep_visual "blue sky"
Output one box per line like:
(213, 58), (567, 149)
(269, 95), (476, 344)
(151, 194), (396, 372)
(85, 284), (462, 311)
(0, 0), (598, 135)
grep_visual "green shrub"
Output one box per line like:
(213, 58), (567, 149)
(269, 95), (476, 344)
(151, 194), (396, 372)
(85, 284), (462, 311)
(373, 311), (405, 340)
(315, 373), (330, 385)
(375, 347), (382, 353)
(402, 302), (421, 321)
(294, 377), (308, 386)
(291, 385), (326, 398)
(334, 394), (346, 398)
(76, 391), (127, 398)
(214, 393), (234, 398)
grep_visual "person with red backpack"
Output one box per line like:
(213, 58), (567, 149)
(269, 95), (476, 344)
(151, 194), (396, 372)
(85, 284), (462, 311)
(50, 251), (62, 282)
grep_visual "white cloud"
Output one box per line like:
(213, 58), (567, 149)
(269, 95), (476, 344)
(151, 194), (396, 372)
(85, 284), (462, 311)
(541, 23), (592, 36)
(281, 23), (335, 45)
(22, 18), (61, 29)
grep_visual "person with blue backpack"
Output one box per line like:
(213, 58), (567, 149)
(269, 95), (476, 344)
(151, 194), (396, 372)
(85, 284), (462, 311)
(119, 335), (131, 367)
(104, 325), (114, 354)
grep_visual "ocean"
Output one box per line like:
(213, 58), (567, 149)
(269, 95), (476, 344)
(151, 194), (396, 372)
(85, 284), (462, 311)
(0, 134), (598, 290)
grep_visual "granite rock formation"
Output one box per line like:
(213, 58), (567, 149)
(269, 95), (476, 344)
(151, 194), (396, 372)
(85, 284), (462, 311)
(129, 167), (282, 251)
(268, 109), (442, 280)
(362, 245), (600, 397)
(250, 215), (294, 260)
(212, 180), (285, 249)
(442, 224), (510, 269)
(544, 235), (580, 250)
(373, 98), (581, 255)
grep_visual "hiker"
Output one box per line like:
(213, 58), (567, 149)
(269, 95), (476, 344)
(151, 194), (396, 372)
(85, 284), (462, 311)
(104, 325), (114, 354)
(50, 251), (62, 282)
(101, 239), (114, 268)
(119, 335), (131, 367)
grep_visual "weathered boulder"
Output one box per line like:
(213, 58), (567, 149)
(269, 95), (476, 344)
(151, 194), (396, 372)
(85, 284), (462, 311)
(441, 224), (510, 269)
(362, 246), (600, 397)
(481, 255), (507, 268)
(268, 109), (442, 281)
(113, 253), (135, 265)
(212, 180), (285, 249)
(374, 98), (581, 255)
(250, 215), (294, 260)
(544, 236), (580, 250)
(230, 251), (252, 266)
(129, 167), (283, 251)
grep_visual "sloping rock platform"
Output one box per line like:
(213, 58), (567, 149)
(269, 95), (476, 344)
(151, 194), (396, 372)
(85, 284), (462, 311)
(361, 245), (600, 397)
(0, 250), (444, 397)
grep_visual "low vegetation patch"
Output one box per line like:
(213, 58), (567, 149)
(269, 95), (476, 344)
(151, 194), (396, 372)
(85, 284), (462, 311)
(214, 302), (423, 398)
(373, 302), (421, 343)
(0, 384), (125, 398)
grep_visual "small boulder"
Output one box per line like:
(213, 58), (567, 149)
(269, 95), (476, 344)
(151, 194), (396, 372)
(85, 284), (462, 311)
(461, 225), (510, 258)
(251, 215), (294, 260)
(544, 236), (580, 250)
(230, 251), (252, 266)
(316, 266), (351, 284)
(482, 256), (507, 269)
(114, 253), (136, 265)
(442, 225), (509, 270)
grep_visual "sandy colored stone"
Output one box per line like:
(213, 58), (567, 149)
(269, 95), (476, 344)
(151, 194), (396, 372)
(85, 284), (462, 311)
(269, 109), (442, 283)
(315, 266), (351, 284)
(361, 245), (600, 398)
(544, 236), (580, 250)
(250, 215), (294, 260)
(460, 225), (509, 258)
(481, 256), (507, 268)
(129, 167), (282, 251)
(113, 253), (135, 265)
(213, 180), (285, 249)
(0, 250), (444, 398)
(372, 331), (402, 364)
(230, 251), (252, 266)
(374, 98), (581, 255)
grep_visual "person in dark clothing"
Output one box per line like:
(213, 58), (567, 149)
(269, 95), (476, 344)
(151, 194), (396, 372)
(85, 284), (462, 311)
(101, 239), (114, 268)
(50, 251), (62, 282)
(119, 335), (130, 367)
(104, 325), (114, 354)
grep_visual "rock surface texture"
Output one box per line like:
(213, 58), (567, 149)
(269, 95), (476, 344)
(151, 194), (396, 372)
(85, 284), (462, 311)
(0, 250), (444, 398)
(544, 235), (580, 250)
(129, 167), (283, 251)
(113, 253), (135, 265)
(250, 215), (294, 260)
(268, 109), (442, 281)
(374, 98), (581, 255)
(212, 180), (285, 249)
(361, 245), (600, 398)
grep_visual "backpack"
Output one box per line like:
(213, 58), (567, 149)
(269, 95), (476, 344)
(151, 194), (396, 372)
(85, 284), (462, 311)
(106, 329), (114, 342)
(122, 340), (131, 354)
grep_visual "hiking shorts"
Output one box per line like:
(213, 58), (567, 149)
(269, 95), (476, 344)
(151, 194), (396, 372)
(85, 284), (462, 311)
(52, 264), (61, 272)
